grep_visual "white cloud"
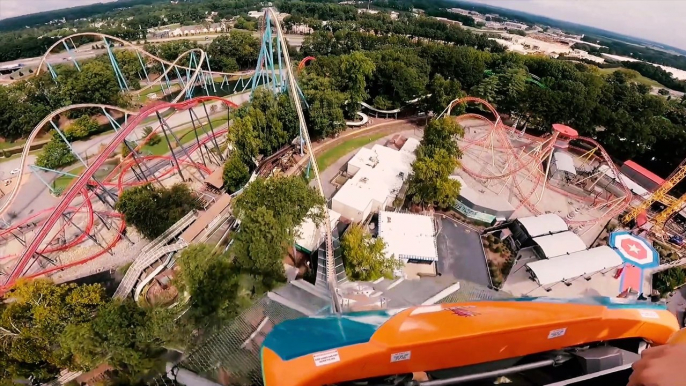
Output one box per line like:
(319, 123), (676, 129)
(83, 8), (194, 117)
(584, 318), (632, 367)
(469, 0), (686, 51)
(0, 0), (116, 20)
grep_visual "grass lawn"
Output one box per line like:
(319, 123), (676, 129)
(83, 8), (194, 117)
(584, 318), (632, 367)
(597, 67), (664, 88)
(52, 165), (85, 192)
(142, 117), (228, 156)
(316, 133), (388, 172)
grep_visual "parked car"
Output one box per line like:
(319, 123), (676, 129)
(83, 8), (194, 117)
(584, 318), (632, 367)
(668, 234), (684, 246)
(10, 168), (20, 175)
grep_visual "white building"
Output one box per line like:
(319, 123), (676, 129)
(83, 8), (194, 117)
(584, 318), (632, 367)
(295, 208), (341, 254)
(378, 211), (438, 278)
(503, 21), (528, 30)
(331, 139), (419, 223)
(525, 246), (623, 287)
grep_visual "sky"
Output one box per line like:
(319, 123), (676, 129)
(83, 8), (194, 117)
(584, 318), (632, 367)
(1, 0), (685, 51)
(469, 0), (686, 51)
(0, 0), (115, 20)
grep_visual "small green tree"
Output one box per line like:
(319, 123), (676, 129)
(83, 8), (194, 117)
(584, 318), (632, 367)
(142, 126), (161, 146)
(407, 148), (462, 208)
(176, 244), (240, 324)
(341, 224), (400, 281)
(222, 151), (250, 193)
(0, 280), (108, 382)
(65, 116), (100, 140)
(35, 135), (77, 169)
(115, 184), (201, 239)
(231, 207), (289, 288)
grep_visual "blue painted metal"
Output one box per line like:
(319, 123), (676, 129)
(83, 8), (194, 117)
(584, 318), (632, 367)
(204, 54), (217, 93)
(30, 164), (79, 178)
(102, 108), (123, 132)
(263, 309), (401, 361)
(103, 37), (129, 92)
(46, 62), (58, 80)
(49, 121), (87, 168)
(136, 51), (150, 84)
(62, 41), (81, 72)
(160, 62), (172, 90)
(29, 165), (56, 194)
(174, 66), (186, 93)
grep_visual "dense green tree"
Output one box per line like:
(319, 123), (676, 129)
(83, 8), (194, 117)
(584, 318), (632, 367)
(0, 280), (108, 383)
(335, 51), (375, 117)
(60, 60), (127, 106)
(62, 299), (164, 376)
(231, 206), (289, 287)
(228, 116), (261, 167)
(115, 183), (201, 239)
(233, 176), (325, 234)
(470, 75), (500, 106)
(423, 74), (463, 116)
(367, 49), (430, 107)
(65, 115), (100, 140)
(408, 148), (461, 208)
(176, 244), (240, 323)
(207, 31), (260, 71)
(341, 224), (400, 281)
(301, 73), (346, 138)
(35, 134), (78, 169)
(142, 126), (161, 146)
(419, 117), (465, 159)
(223, 150), (250, 194)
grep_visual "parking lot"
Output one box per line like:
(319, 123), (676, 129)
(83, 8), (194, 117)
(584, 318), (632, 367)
(436, 217), (491, 287)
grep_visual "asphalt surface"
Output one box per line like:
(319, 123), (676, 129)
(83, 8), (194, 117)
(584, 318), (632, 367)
(436, 217), (491, 287)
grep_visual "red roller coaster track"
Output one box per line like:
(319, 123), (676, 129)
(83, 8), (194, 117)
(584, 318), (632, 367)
(2, 96), (238, 292)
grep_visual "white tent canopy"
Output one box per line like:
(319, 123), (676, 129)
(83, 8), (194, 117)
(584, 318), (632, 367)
(533, 231), (587, 258)
(526, 246), (623, 286)
(553, 151), (576, 175)
(517, 213), (568, 238)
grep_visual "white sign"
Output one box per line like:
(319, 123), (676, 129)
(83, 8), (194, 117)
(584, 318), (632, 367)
(391, 351), (411, 362)
(548, 328), (567, 339)
(313, 350), (340, 367)
(639, 310), (659, 319)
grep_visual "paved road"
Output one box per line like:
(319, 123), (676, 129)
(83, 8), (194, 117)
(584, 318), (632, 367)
(436, 217), (490, 287)
(0, 32), (306, 70)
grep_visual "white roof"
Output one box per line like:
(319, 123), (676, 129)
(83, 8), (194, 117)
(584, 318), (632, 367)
(400, 137), (420, 154)
(378, 211), (438, 261)
(451, 175), (515, 213)
(533, 231), (587, 258)
(517, 213), (568, 238)
(295, 208), (341, 253)
(553, 151), (576, 175)
(598, 165), (650, 199)
(333, 145), (415, 214)
(347, 147), (378, 173)
(526, 246), (623, 286)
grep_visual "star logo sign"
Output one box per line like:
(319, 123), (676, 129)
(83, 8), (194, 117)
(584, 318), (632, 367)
(620, 239), (648, 261)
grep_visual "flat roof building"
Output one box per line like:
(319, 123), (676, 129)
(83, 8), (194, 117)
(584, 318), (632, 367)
(510, 213), (569, 249)
(332, 142), (416, 223)
(531, 231), (587, 259)
(378, 211), (438, 278)
(620, 160), (664, 192)
(451, 175), (515, 220)
(525, 246), (623, 287)
(295, 208), (341, 255)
